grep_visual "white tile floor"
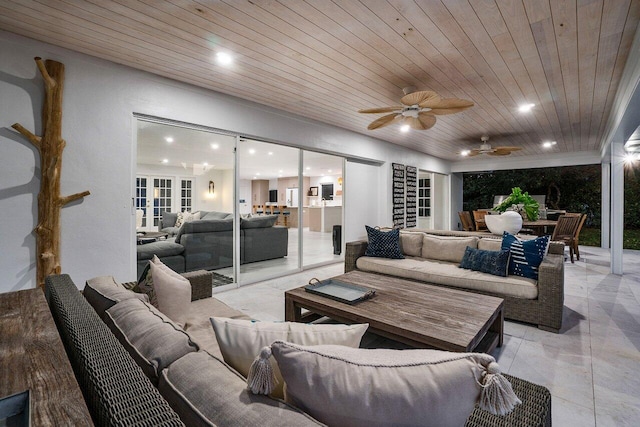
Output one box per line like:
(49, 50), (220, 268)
(215, 245), (640, 426)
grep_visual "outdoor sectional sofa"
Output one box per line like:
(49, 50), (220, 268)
(45, 273), (552, 427)
(346, 229), (565, 333)
(136, 211), (288, 277)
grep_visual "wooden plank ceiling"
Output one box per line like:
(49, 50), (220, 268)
(1, 0), (638, 161)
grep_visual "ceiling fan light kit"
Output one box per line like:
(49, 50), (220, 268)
(359, 88), (473, 131)
(464, 135), (522, 157)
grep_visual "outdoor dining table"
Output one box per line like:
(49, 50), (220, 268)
(522, 219), (558, 236)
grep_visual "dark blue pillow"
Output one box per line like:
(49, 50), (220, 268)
(459, 246), (510, 277)
(501, 232), (550, 280)
(364, 226), (404, 259)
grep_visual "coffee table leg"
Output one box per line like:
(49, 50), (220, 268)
(490, 306), (504, 347)
(285, 296), (301, 322)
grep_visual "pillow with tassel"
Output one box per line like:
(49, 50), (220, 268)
(248, 341), (521, 427)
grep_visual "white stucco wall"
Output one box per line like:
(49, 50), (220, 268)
(0, 31), (452, 292)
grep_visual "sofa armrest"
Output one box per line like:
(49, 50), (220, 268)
(345, 240), (368, 272)
(122, 270), (212, 302)
(536, 252), (565, 332)
(548, 240), (564, 255)
(181, 270), (213, 301)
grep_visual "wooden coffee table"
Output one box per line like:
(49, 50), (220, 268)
(285, 270), (504, 353)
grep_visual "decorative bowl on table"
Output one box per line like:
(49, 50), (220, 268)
(484, 211), (523, 235)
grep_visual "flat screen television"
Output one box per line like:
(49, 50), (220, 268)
(269, 189), (277, 203)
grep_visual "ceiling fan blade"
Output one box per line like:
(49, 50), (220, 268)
(403, 116), (426, 130)
(496, 146), (522, 152)
(467, 150), (481, 157)
(358, 106), (402, 114)
(487, 149), (512, 156)
(417, 112), (436, 129)
(401, 90), (440, 107)
(367, 113), (400, 130)
(429, 106), (474, 115)
(429, 98), (474, 110)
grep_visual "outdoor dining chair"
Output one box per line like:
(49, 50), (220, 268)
(551, 214), (582, 263)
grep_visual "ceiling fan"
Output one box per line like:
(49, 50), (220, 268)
(464, 135), (522, 156)
(358, 87), (474, 131)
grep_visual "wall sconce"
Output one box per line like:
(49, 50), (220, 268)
(208, 180), (215, 195)
(338, 177), (343, 186)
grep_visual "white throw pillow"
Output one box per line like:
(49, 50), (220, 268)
(421, 234), (479, 263)
(149, 260), (191, 326)
(267, 341), (520, 427)
(175, 211), (199, 228)
(210, 317), (368, 399)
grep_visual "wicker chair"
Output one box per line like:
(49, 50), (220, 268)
(472, 210), (488, 231)
(458, 211), (475, 231)
(551, 214), (582, 262)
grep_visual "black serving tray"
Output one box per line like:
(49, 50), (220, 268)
(305, 278), (376, 305)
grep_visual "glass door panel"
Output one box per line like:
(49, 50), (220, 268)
(136, 119), (237, 285)
(302, 151), (344, 267)
(237, 139), (300, 284)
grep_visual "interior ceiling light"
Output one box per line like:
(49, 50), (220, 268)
(162, 159), (169, 164)
(518, 103), (535, 113)
(216, 52), (233, 66)
(400, 124), (410, 133)
(460, 150), (470, 156)
(542, 141), (557, 148)
(268, 152), (273, 155)
(306, 166), (311, 170)
(165, 136), (174, 143)
(248, 149), (256, 154)
(211, 143), (219, 150)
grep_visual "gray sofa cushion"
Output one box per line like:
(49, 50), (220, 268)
(161, 212), (178, 228)
(240, 214), (278, 229)
(201, 211), (232, 220)
(137, 240), (184, 261)
(104, 298), (199, 384)
(83, 275), (149, 319)
(158, 351), (323, 427)
(175, 218), (233, 244)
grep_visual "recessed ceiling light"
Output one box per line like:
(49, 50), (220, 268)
(460, 150), (470, 157)
(400, 124), (410, 133)
(203, 162), (208, 166)
(328, 169), (332, 173)
(306, 166), (311, 170)
(279, 169), (283, 173)
(256, 172), (261, 176)
(216, 52), (233, 66)
(165, 137), (174, 143)
(162, 159), (169, 164)
(518, 103), (535, 113)
(249, 149), (256, 155)
(268, 152), (273, 155)
(542, 141), (557, 148)
(211, 143), (219, 150)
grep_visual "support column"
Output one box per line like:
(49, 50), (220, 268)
(611, 141), (625, 275)
(601, 162), (610, 249)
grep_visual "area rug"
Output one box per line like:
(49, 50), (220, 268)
(211, 271), (234, 287)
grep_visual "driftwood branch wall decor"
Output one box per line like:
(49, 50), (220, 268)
(12, 57), (90, 289)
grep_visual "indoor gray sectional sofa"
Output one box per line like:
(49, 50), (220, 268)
(136, 211), (288, 277)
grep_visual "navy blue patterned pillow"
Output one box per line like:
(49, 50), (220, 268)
(364, 226), (404, 259)
(501, 232), (550, 280)
(459, 246), (510, 277)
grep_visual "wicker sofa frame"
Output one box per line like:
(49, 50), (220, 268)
(45, 271), (551, 427)
(346, 229), (565, 333)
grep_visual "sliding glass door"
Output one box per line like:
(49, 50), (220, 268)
(236, 139), (300, 284)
